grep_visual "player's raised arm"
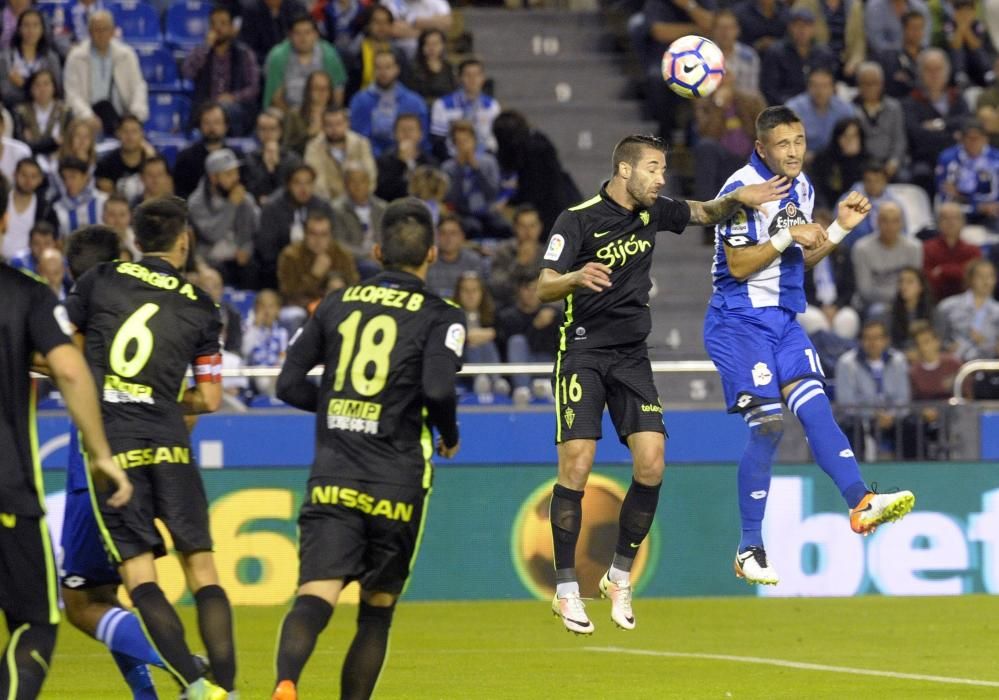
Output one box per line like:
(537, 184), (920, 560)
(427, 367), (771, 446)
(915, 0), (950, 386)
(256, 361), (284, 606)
(801, 191), (874, 269)
(687, 175), (791, 225)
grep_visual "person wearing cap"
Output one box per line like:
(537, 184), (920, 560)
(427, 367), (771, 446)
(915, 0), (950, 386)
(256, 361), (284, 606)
(935, 117), (999, 228)
(760, 7), (837, 105)
(52, 156), (107, 238)
(189, 148), (260, 287)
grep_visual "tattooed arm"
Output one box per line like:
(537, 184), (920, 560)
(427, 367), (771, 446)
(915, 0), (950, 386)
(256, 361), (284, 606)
(687, 175), (791, 225)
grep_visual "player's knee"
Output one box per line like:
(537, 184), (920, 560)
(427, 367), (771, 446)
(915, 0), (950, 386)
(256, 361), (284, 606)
(359, 590), (397, 608)
(751, 415), (785, 448)
(557, 458), (593, 490)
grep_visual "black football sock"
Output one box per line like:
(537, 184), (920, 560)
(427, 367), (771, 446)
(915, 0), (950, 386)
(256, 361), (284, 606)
(129, 582), (200, 685)
(340, 602), (394, 700)
(612, 479), (662, 574)
(0, 621), (56, 700)
(194, 585), (236, 691)
(550, 484), (584, 593)
(275, 595), (333, 685)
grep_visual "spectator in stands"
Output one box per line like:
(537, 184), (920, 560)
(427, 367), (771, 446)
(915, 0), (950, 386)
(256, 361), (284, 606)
(2, 157), (52, 259)
(13, 70), (71, 171)
(943, 0), (994, 88)
(282, 70), (336, 154)
(497, 273), (559, 406)
(64, 0), (107, 45)
(0, 9), (62, 109)
(430, 59), (500, 158)
(936, 118), (999, 229)
(692, 72), (765, 208)
(442, 120), (507, 240)
(837, 160), (902, 248)
(244, 109), (302, 205)
(344, 5), (410, 96)
(314, 0), (365, 49)
(349, 49), (427, 156)
(977, 55), (999, 115)
(381, 0), (453, 59)
(877, 10), (926, 99)
(277, 207), (358, 310)
(794, 0), (866, 79)
(182, 5), (261, 138)
(255, 163), (336, 289)
(0, 0), (31, 53)
(0, 110), (31, 181)
(263, 14), (347, 112)
(909, 321), (961, 398)
(489, 204), (545, 308)
(903, 48), (970, 194)
(37, 246), (66, 299)
(241, 288), (289, 396)
(52, 156), (106, 239)
(406, 28), (456, 105)
(454, 271), (506, 401)
(492, 110), (580, 235)
(786, 67), (855, 157)
(101, 192), (139, 259)
(331, 164), (385, 277)
(375, 112), (436, 202)
(425, 213), (487, 298)
(761, 8), (837, 106)
(733, 0), (787, 55)
(135, 155), (173, 206)
(407, 163), (448, 225)
(889, 266), (936, 350)
(865, 0), (930, 55)
(241, 0), (308, 69)
(935, 259), (999, 360)
(173, 102), (231, 200)
(852, 201), (923, 314)
(64, 10), (148, 134)
(853, 62), (907, 180)
(711, 10), (760, 93)
(304, 106), (376, 201)
(189, 267), (245, 399)
(835, 318), (912, 460)
(94, 114), (152, 202)
(811, 118), (866, 210)
(190, 149), (259, 287)
(9, 220), (58, 273)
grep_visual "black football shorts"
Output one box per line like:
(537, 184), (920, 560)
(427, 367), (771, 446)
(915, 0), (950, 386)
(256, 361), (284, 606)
(0, 513), (59, 625)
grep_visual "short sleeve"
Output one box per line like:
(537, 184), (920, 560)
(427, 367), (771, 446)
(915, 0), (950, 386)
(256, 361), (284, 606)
(27, 282), (73, 356)
(424, 305), (466, 369)
(64, 266), (99, 332)
(714, 180), (757, 248)
(652, 196), (691, 234)
(540, 211), (583, 274)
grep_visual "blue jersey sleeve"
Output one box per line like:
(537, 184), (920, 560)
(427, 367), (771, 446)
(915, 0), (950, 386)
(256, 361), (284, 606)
(715, 180), (757, 248)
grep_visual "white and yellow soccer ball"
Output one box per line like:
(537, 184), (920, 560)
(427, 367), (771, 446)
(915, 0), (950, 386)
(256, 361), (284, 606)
(662, 35), (726, 99)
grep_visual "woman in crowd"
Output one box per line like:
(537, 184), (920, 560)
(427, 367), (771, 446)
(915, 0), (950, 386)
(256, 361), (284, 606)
(0, 9), (61, 108)
(936, 259), (999, 361)
(890, 266), (936, 354)
(811, 117), (866, 210)
(454, 271), (507, 401)
(406, 29), (456, 105)
(283, 70), (337, 155)
(14, 68), (72, 169)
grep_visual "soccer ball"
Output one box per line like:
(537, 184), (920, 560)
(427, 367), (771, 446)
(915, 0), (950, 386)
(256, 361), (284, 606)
(662, 35), (725, 99)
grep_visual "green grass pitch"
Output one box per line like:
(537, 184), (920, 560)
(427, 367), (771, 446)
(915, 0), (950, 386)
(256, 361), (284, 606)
(14, 595), (999, 698)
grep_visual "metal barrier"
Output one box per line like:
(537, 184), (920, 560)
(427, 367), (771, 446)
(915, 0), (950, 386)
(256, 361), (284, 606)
(952, 359), (999, 401)
(216, 360), (720, 378)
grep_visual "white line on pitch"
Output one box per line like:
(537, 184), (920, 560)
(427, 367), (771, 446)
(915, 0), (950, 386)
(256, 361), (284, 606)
(584, 646), (999, 688)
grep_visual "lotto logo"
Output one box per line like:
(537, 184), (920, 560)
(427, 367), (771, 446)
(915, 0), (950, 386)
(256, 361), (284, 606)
(736, 394), (753, 408)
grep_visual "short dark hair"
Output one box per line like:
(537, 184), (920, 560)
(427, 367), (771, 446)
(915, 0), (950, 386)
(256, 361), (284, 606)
(380, 198), (434, 269)
(198, 101), (227, 126)
(902, 9), (924, 26)
(105, 192), (130, 208)
(30, 220), (56, 241)
(15, 156), (40, 175)
(141, 155), (168, 174)
(863, 158), (887, 175)
(394, 113), (422, 131)
(807, 65), (835, 81)
(611, 134), (666, 175)
(58, 156), (90, 175)
(117, 113), (143, 130)
(909, 320), (936, 341)
(449, 119), (476, 141)
(755, 106), (803, 140)
(65, 225), (120, 279)
(134, 196), (189, 254)
(512, 203), (540, 225)
(285, 163), (316, 186)
(210, 4), (233, 19)
(289, 13), (316, 31)
(305, 207), (333, 228)
(862, 318), (888, 336)
(458, 58), (483, 75)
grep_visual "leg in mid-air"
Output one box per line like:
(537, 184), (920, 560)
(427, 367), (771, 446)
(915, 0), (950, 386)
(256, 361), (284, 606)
(550, 438), (597, 635)
(599, 430), (664, 630)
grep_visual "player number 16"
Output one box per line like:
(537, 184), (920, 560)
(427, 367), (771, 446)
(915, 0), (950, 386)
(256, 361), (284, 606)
(560, 373), (583, 403)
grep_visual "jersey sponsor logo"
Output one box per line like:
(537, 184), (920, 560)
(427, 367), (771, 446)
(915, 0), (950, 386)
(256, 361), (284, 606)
(310, 484), (415, 522)
(445, 323), (465, 357)
(544, 234), (565, 261)
(641, 403), (663, 414)
(768, 202), (809, 233)
(751, 362), (773, 387)
(639, 210), (650, 225)
(103, 375), (154, 404)
(53, 304), (74, 336)
(342, 285), (425, 311)
(327, 399), (382, 434)
(116, 261), (198, 300)
(113, 445), (191, 470)
(595, 234), (652, 269)
(327, 414), (380, 434)
(593, 230), (612, 238)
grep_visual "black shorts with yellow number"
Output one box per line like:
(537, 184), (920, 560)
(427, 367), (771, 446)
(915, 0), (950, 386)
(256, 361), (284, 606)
(297, 478), (429, 594)
(0, 512), (59, 625)
(91, 437), (212, 562)
(554, 341), (666, 444)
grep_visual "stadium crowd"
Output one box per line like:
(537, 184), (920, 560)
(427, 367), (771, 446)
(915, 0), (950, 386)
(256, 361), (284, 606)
(0, 0), (997, 423)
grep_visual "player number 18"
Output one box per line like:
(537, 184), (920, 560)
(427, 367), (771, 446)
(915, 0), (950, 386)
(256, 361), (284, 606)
(334, 311), (398, 396)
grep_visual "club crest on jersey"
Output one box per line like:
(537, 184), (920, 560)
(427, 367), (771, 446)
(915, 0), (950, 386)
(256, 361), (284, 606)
(544, 234), (565, 261)
(770, 200), (808, 232)
(751, 362), (773, 387)
(639, 210), (650, 226)
(563, 407), (575, 429)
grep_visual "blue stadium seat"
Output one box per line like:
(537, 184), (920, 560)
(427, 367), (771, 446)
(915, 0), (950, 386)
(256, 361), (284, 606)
(165, 1), (211, 50)
(109, 0), (163, 46)
(223, 288), (257, 319)
(145, 93), (191, 136)
(36, 1), (72, 35)
(136, 45), (189, 92)
(248, 395), (287, 408)
(146, 133), (187, 169)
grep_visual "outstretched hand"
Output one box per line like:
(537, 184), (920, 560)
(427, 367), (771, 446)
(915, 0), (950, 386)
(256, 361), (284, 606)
(735, 176), (792, 210)
(837, 191), (873, 230)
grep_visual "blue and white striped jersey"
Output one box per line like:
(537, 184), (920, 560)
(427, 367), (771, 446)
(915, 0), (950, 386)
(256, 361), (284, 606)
(710, 152), (814, 313)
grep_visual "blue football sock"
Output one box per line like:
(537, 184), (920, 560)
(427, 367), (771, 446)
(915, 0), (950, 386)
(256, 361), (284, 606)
(97, 607), (164, 669)
(110, 652), (157, 700)
(787, 380), (868, 508)
(737, 402), (783, 551)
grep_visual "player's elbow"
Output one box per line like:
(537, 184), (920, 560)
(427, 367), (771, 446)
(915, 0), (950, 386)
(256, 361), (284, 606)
(199, 385), (224, 413)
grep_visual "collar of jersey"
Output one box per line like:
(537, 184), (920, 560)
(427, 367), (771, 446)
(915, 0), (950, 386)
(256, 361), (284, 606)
(139, 255), (181, 274)
(750, 152), (802, 204)
(374, 269), (425, 289)
(598, 181), (640, 217)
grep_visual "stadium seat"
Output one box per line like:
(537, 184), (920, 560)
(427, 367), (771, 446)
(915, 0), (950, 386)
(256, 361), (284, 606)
(223, 288), (256, 318)
(146, 133), (187, 169)
(136, 46), (190, 93)
(165, 1), (211, 51)
(37, 0), (72, 35)
(109, 0), (163, 46)
(887, 183), (934, 236)
(248, 395), (287, 408)
(986, 0), (999, 52)
(145, 93), (191, 136)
